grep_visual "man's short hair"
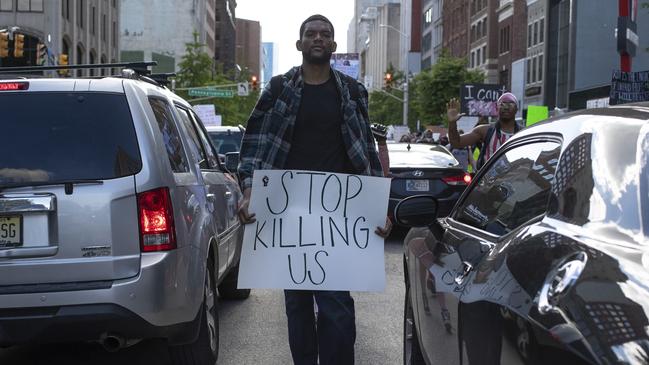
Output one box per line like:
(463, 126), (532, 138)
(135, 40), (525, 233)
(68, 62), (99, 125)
(299, 14), (334, 39)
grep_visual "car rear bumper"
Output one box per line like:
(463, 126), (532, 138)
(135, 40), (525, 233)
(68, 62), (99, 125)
(0, 245), (205, 345)
(0, 302), (201, 346)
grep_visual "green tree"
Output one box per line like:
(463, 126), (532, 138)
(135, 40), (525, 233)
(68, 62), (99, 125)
(175, 31), (213, 88)
(412, 51), (484, 127)
(173, 33), (259, 126)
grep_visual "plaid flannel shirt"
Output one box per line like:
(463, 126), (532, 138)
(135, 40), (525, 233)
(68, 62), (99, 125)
(238, 66), (384, 190)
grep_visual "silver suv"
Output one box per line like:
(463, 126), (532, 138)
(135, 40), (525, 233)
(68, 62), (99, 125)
(0, 66), (248, 364)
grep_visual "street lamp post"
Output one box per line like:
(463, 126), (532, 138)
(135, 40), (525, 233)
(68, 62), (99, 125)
(379, 24), (409, 126)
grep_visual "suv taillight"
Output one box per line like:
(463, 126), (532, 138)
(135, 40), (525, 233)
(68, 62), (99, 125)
(137, 187), (176, 252)
(0, 82), (29, 91)
(442, 173), (472, 186)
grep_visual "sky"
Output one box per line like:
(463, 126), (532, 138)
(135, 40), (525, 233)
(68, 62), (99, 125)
(236, 0), (354, 73)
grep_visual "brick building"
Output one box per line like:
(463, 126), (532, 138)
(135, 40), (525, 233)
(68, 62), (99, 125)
(468, 0), (499, 83)
(442, 0), (469, 59)
(496, 0), (527, 90)
(235, 18), (261, 79)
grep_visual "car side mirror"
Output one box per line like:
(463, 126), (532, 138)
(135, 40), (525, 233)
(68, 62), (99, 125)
(394, 195), (438, 227)
(224, 152), (239, 173)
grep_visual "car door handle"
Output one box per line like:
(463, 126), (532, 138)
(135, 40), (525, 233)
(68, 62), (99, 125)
(206, 193), (216, 200)
(538, 251), (588, 314)
(224, 191), (232, 198)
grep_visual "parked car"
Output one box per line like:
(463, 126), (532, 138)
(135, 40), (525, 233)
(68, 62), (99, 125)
(0, 66), (248, 364)
(206, 125), (244, 159)
(397, 103), (649, 365)
(387, 142), (471, 222)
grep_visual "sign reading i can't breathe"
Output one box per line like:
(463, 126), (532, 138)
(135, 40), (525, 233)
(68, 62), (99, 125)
(460, 83), (507, 117)
(237, 170), (391, 292)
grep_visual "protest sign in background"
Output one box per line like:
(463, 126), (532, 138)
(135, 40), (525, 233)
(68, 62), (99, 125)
(237, 170), (391, 292)
(460, 83), (507, 117)
(609, 69), (649, 105)
(330, 53), (360, 80)
(526, 105), (549, 126)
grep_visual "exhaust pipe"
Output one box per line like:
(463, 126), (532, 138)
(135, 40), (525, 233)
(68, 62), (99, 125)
(99, 333), (126, 352)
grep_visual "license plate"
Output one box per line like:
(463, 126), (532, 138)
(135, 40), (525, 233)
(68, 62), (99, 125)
(406, 179), (429, 192)
(0, 215), (22, 248)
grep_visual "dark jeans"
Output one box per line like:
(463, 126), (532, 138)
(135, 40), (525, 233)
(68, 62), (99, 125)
(284, 290), (356, 365)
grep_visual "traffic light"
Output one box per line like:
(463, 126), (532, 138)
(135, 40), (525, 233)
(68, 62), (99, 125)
(0, 31), (8, 58)
(36, 42), (47, 65)
(58, 53), (69, 76)
(251, 75), (258, 91)
(13, 33), (24, 58)
(384, 73), (393, 88)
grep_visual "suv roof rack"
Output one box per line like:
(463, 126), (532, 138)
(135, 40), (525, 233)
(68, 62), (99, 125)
(0, 61), (178, 88)
(0, 61), (158, 75)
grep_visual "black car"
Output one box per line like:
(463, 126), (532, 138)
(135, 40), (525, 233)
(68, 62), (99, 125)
(396, 104), (649, 365)
(387, 142), (472, 222)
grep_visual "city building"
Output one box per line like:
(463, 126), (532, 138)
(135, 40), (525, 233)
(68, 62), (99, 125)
(120, 0), (236, 75)
(546, 0), (649, 110)
(0, 0), (120, 76)
(495, 0), (527, 90)
(421, 0), (443, 70)
(523, 0), (547, 109)
(468, 0), (499, 83)
(235, 18), (261, 80)
(442, 0), (469, 60)
(360, 2), (402, 90)
(262, 42), (278, 83)
(400, 0), (422, 75)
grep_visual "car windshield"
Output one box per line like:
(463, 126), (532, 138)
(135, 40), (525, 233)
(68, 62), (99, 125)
(388, 144), (459, 168)
(208, 130), (243, 155)
(0, 92), (142, 185)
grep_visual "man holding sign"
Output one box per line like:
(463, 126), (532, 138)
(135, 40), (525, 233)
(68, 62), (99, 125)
(238, 14), (391, 365)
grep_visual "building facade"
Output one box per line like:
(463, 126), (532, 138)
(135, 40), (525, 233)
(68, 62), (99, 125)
(495, 0), (527, 90)
(421, 0), (443, 70)
(361, 2), (401, 90)
(235, 18), (260, 79)
(442, 0), (469, 60)
(0, 0), (120, 75)
(262, 42), (277, 83)
(523, 0), (547, 109)
(120, 0), (236, 75)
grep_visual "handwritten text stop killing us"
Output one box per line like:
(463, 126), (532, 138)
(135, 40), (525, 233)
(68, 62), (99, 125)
(253, 171), (371, 286)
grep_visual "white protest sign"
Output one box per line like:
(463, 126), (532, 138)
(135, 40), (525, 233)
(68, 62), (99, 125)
(193, 104), (221, 126)
(237, 170), (391, 292)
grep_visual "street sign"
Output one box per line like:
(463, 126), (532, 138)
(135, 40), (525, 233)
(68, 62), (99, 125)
(237, 82), (250, 96)
(188, 88), (234, 98)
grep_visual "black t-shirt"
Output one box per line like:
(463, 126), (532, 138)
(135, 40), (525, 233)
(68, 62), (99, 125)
(284, 76), (355, 174)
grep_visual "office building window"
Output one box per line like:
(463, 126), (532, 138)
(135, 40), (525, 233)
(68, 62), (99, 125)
(532, 56), (537, 83)
(527, 59), (531, 84)
(533, 21), (538, 45)
(112, 21), (116, 47)
(528, 24), (532, 47)
(102, 14), (107, 41)
(471, 51), (475, 68)
(539, 18), (545, 43)
(17, 0), (43, 12)
(1, 0), (12, 11)
(482, 45), (486, 63)
(91, 6), (96, 35)
(538, 54), (544, 81)
(77, 0), (84, 28)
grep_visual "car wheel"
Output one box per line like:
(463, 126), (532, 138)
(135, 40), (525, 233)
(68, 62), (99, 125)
(515, 317), (540, 365)
(169, 261), (219, 365)
(404, 287), (425, 365)
(218, 264), (251, 300)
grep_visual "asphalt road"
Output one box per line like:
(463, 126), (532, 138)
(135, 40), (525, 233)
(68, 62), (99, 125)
(0, 232), (408, 365)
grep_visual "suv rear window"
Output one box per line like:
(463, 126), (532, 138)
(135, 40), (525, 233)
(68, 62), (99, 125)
(0, 92), (142, 184)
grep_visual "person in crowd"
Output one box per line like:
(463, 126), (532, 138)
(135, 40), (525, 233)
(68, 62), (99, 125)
(237, 14), (391, 365)
(445, 130), (476, 173)
(447, 92), (521, 170)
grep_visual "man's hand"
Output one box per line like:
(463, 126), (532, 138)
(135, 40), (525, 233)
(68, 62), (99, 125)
(238, 188), (256, 224)
(375, 217), (392, 238)
(446, 98), (465, 123)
